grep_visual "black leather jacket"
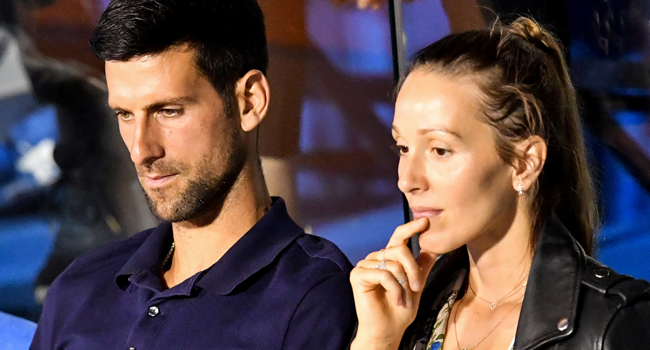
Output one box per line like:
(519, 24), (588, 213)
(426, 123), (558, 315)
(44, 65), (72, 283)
(399, 214), (650, 350)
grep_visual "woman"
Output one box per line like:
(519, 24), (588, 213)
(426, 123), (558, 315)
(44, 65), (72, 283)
(350, 17), (650, 350)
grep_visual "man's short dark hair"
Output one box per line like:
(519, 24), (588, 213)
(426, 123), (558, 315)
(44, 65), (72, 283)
(90, 0), (268, 107)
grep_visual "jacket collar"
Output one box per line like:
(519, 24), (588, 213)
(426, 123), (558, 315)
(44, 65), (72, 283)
(408, 213), (586, 350)
(514, 213), (586, 350)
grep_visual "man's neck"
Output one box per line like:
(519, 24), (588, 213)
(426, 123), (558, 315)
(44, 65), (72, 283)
(163, 161), (271, 289)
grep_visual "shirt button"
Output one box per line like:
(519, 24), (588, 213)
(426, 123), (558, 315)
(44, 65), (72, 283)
(148, 305), (160, 317)
(129, 347), (136, 350)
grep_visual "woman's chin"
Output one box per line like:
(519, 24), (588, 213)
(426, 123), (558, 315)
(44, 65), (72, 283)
(418, 229), (459, 256)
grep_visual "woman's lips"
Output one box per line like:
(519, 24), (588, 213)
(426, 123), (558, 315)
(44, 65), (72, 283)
(411, 208), (443, 220)
(144, 174), (177, 188)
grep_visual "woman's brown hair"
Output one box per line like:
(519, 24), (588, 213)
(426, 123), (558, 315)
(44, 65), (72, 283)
(399, 17), (598, 254)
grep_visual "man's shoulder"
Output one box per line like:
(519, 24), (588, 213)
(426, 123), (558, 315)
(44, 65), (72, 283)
(270, 233), (353, 294)
(294, 233), (354, 274)
(271, 234), (357, 349)
(39, 228), (156, 326)
(54, 228), (154, 286)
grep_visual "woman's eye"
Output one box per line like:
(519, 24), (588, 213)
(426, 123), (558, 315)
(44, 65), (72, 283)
(391, 144), (408, 156)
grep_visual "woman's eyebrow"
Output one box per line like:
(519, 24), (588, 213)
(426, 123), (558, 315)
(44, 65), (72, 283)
(419, 127), (463, 139)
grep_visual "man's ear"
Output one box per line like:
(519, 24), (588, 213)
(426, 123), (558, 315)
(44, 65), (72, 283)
(512, 135), (547, 193)
(235, 70), (270, 132)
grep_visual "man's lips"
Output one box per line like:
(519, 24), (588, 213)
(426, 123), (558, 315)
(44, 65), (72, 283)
(411, 207), (443, 220)
(143, 174), (177, 188)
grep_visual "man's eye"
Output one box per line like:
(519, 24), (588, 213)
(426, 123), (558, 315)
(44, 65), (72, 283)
(391, 144), (408, 156)
(158, 109), (181, 117)
(115, 111), (133, 121)
(433, 148), (451, 157)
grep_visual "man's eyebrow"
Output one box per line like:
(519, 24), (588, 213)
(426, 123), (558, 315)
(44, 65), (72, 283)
(419, 127), (462, 139)
(145, 96), (197, 111)
(109, 96), (198, 112)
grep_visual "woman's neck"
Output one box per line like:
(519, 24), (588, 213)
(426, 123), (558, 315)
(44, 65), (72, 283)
(465, 208), (534, 302)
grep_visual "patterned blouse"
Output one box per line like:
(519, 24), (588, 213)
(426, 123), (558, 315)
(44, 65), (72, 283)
(422, 271), (515, 350)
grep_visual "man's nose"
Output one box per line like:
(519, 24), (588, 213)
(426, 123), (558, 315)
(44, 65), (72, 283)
(124, 115), (164, 166)
(397, 153), (427, 194)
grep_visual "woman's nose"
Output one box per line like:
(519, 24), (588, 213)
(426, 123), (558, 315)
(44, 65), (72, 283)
(397, 153), (427, 194)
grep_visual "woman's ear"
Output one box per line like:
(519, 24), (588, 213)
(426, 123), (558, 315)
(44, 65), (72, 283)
(235, 69), (270, 132)
(512, 135), (547, 194)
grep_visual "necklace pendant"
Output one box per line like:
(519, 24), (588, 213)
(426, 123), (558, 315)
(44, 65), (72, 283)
(491, 302), (497, 310)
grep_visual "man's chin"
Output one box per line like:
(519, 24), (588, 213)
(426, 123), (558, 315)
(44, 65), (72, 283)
(147, 196), (208, 223)
(146, 195), (182, 222)
(148, 203), (176, 222)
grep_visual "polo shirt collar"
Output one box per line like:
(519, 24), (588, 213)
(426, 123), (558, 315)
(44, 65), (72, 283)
(115, 222), (174, 291)
(195, 197), (304, 295)
(115, 197), (304, 296)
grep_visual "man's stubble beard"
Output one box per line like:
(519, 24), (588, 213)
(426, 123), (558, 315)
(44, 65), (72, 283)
(139, 113), (247, 222)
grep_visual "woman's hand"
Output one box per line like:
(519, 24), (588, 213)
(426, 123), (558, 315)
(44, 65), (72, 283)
(350, 217), (438, 350)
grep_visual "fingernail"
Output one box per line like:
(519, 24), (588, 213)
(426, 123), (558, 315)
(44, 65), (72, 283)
(412, 280), (422, 291)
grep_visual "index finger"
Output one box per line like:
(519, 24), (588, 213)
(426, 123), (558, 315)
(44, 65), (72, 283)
(386, 217), (429, 248)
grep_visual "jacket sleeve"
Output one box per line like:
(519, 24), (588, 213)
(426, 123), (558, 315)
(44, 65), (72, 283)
(281, 272), (357, 350)
(603, 299), (650, 349)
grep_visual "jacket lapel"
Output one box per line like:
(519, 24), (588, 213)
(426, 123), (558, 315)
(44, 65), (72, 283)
(514, 214), (586, 350)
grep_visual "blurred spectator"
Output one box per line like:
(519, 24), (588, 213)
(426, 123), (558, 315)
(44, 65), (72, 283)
(0, 0), (155, 319)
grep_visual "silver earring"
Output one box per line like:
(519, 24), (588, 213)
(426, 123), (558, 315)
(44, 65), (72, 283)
(517, 184), (525, 195)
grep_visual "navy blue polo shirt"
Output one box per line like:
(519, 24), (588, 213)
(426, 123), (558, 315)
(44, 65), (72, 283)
(31, 198), (357, 349)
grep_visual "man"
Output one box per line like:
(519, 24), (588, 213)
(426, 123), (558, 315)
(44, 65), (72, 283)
(30, 0), (356, 349)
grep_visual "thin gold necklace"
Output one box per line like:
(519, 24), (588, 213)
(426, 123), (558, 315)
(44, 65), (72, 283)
(468, 274), (528, 310)
(161, 242), (175, 272)
(453, 294), (522, 350)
